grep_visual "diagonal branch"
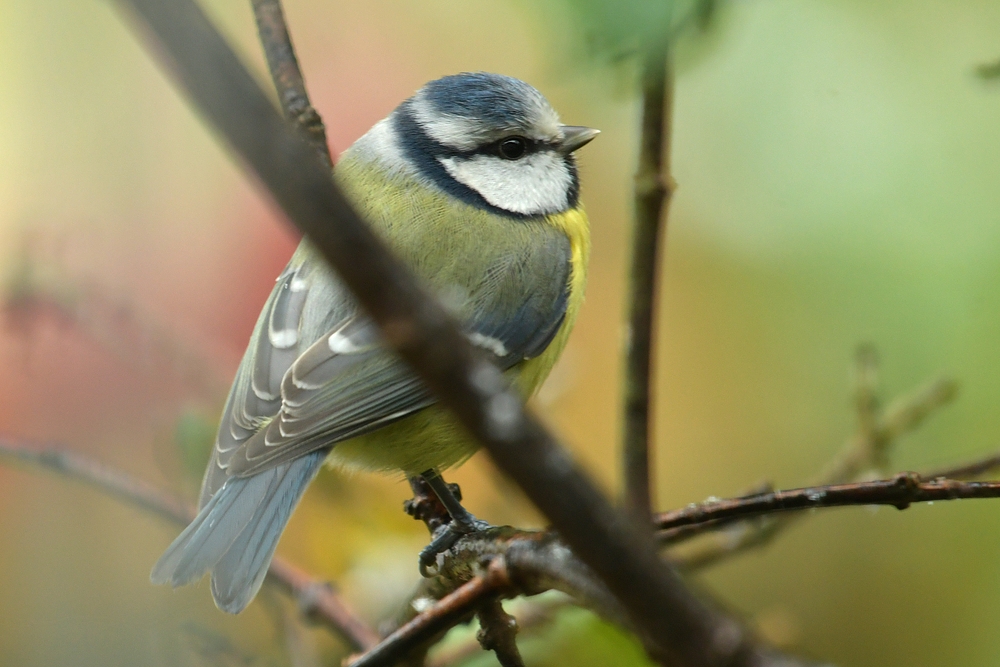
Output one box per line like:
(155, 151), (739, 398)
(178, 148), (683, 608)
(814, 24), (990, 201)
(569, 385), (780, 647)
(622, 44), (675, 520)
(109, 1), (769, 664)
(0, 438), (379, 653)
(345, 561), (511, 667)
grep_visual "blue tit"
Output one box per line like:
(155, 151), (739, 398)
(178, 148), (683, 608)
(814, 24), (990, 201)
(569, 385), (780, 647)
(151, 72), (597, 613)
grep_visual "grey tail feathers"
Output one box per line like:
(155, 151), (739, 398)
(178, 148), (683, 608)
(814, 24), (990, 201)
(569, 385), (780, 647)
(150, 450), (325, 613)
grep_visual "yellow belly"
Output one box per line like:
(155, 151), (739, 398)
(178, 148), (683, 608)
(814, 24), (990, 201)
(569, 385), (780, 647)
(326, 206), (590, 476)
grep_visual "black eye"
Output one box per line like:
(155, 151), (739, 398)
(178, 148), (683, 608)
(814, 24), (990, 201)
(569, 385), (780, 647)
(498, 136), (527, 160)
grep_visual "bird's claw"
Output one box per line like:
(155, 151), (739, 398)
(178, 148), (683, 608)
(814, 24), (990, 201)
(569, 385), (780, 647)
(418, 517), (492, 577)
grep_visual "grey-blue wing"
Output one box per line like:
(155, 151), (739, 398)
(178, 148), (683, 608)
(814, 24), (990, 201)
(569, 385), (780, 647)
(153, 228), (571, 613)
(222, 230), (572, 478)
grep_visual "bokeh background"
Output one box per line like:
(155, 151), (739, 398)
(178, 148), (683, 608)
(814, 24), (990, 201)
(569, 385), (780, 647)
(2, 0), (1000, 665)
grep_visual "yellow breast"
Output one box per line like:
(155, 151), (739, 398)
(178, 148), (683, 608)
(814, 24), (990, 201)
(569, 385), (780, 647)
(329, 205), (590, 476)
(514, 205), (591, 396)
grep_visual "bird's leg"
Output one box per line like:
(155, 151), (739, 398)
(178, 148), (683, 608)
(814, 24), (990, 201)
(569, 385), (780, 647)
(415, 469), (491, 577)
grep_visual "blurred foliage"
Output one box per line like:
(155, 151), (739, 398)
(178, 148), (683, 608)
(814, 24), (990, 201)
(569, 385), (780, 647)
(174, 409), (217, 484)
(449, 607), (652, 667)
(526, 0), (735, 96)
(542, 0), (712, 62)
(976, 57), (1000, 80)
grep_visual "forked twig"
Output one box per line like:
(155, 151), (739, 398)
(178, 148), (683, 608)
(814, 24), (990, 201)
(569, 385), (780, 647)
(667, 348), (958, 568)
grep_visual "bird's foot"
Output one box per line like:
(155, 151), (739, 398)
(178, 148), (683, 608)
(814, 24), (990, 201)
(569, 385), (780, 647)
(418, 514), (492, 577)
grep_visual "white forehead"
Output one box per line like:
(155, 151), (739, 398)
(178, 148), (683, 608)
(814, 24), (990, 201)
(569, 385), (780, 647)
(409, 90), (562, 152)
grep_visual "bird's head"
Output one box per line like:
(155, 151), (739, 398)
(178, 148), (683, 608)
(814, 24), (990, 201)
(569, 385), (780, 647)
(387, 72), (599, 218)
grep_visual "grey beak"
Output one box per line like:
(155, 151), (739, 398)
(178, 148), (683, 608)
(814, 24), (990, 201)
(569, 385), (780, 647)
(559, 125), (600, 154)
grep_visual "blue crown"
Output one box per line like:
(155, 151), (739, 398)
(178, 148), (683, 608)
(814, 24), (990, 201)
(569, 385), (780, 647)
(420, 72), (547, 127)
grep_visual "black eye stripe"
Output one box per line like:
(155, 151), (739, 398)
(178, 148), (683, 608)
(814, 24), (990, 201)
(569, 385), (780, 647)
(479, 136), (557, 159)
(393, 103), (581, 217)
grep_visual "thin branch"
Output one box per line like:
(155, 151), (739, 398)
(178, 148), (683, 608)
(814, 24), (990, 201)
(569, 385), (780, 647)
(668, 349), (958, 568)
(622, 45), (674, 520)
(0, 438), (379, 653)
(655, 471), (1000, 541)
(110, 1), (767, 664)
(250, 0), (332, 168)
(404, 475), (455, 536)
(926, 451), (1000, 480)
(348, 531), (820, 667)
(819, 373), (958, 484)
(345, 561), (511, 667)
(476, 599), (524, 667)
(267, 560), (381, 651)
(427, 596), (564, 667)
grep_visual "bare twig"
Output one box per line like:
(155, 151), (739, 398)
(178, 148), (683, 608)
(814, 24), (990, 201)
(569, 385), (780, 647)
(427, 596), (564, 667)
(475, 598), (524, 667)
(268, 560), (381, 651)
(250, 0), (331, 168)
(0, 437), (194, 523)
(622, 45), (675, 520)
(111, 1), (773, 664)
(926, 451), (1000, 480)
(668, 349), (958, 568)
(820, 372), (958, 484)
(0, 438), (379, 652)
(362, 528), (827, 667)
(655, 471), (1000, 542)
(345, 561), (511, 667)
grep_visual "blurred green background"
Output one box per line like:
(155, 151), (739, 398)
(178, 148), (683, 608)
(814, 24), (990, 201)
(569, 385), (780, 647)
(2, 0), (1000, 665)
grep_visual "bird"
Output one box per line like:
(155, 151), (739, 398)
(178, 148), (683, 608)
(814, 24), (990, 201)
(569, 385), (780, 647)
(150, 72), (597, 614)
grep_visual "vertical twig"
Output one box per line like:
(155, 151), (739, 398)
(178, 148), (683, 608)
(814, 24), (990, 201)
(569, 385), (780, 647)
(476, 599), (524, 667)
(250, 0), (332, 169)
(623, 45), (675, 519)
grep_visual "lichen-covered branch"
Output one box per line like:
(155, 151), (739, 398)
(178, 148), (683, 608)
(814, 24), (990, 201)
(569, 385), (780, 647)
(0, 438), (379, 652)
(347, 529), (821, 667)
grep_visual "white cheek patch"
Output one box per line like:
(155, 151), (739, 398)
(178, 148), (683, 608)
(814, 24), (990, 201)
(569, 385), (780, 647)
(439, 152), (572, 216)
